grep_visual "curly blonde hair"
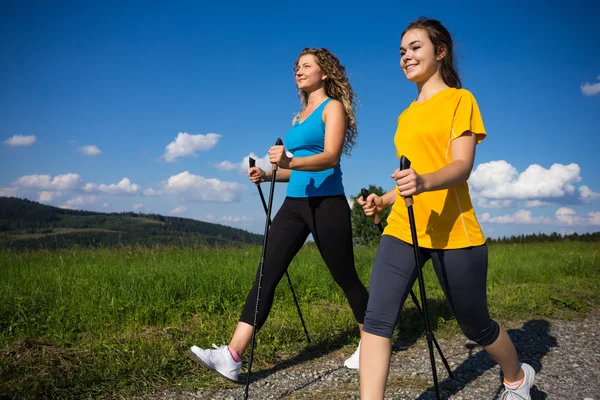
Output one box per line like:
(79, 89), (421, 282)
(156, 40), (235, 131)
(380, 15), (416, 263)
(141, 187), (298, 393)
(294, 48), (358, 156)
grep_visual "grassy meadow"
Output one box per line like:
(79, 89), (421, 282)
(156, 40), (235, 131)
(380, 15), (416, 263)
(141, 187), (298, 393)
(1, 242), (599, 399)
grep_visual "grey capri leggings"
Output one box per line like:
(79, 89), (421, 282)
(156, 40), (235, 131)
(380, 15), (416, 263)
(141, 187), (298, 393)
(363, 235), (499, 346)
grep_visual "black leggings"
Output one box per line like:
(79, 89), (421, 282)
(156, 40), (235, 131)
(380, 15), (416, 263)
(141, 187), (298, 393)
(363, 235), (499, 346)
(240, 195), (369, 329)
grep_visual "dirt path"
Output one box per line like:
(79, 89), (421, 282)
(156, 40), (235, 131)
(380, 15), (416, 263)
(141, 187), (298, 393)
(141, 313), (600, 399)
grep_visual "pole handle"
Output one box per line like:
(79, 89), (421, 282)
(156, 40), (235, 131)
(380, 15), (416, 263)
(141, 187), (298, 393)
(272, 138), (283, 171)
(399, 155), (414, 207)
(249, 156), (262, 186)
(361, 188), (381, 225)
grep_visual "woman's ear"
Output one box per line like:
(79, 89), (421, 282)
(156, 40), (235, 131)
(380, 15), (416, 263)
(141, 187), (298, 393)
(436, 45), (447, 61)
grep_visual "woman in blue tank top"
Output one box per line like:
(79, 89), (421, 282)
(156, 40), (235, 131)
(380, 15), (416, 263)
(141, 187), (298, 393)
(190, 48), (369, 380)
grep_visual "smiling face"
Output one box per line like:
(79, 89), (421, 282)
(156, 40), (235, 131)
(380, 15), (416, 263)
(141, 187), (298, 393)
(295, 54), (327, 91)
(400, 28), (445, 84)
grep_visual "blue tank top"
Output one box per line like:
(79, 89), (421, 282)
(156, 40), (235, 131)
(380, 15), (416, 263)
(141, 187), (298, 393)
(284, 98), (345, 198)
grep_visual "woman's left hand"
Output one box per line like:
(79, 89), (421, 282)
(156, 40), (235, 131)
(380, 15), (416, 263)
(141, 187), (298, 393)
(391, 167), (425, 197)
(269, 145), (292, 169)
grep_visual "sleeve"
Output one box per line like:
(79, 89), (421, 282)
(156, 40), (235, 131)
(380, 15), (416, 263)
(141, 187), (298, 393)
(452, 90), (486, 144)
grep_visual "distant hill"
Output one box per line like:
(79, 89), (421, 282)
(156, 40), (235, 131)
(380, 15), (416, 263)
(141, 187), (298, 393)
(0, 197), (263, 250)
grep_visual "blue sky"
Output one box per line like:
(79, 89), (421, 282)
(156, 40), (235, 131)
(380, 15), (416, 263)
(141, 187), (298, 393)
(1, 0), (599, 239)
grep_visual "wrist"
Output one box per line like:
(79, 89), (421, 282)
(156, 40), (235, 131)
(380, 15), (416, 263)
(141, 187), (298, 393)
(421, 174), (432, 193)
(287, 157), (295, 170)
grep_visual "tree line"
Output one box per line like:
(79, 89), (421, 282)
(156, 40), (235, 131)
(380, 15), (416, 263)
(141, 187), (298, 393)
(1, 195), (597, 251)
(0, 197), (263, 250)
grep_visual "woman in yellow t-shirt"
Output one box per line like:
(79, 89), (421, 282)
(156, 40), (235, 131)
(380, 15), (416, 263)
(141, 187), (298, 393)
(357, 18), (535, 399)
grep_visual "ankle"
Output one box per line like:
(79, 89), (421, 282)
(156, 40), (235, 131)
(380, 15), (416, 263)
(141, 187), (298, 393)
(504, 367), (525, 388)
(228, 346), (242, 362)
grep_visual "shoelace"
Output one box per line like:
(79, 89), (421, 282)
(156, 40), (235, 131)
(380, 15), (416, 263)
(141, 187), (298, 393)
(500, 388), (527, 400)
(211, 343), (230, 352)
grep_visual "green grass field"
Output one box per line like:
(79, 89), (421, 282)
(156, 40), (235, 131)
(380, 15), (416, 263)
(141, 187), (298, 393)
(1, 242), (599, 399)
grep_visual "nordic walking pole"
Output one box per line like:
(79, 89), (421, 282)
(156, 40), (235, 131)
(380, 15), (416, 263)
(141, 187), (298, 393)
(360, 188), (453, 378)
(244, 138), (283, 400)
(398, 156), (441, 400)
(249, 156), (311, 343)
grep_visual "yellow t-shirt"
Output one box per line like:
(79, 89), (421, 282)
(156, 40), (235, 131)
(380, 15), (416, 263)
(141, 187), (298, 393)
(384, 88), (487, 249)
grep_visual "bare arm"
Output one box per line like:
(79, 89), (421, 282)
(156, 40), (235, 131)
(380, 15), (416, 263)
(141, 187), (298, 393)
(248, 167), (291, 183)
(264, 168), (291, 182)
(270, 100), (345, 171)
(358, 188), (398, 218)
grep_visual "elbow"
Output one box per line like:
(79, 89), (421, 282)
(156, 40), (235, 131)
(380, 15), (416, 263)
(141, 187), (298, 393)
(323, 152), (341, 169)
(458, 160), (474, 183)
(463, 169), (472, 182)
(328, 159), (340, 169)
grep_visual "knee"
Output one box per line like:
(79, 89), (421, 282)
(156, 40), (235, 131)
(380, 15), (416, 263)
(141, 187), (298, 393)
(330, 270), (359, 291)
(363, 312), (396, 339)
(460, 319), (499, 346)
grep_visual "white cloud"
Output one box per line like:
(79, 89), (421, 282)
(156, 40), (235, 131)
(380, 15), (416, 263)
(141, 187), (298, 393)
(143, 188), (163, 197)
(60, 195), (103, 209)
(216, 153), (272, 173)
(13, 173), (81, 191)
(162, 132), (220, 162)
(4, 134), (36, 147)
(524, 200), (550, 208)
(165, 171), (246, 202)
(205, 214), (252, 224)
(588, 212), (600, 225)
(132, 203), (143, 211)
(581, 75), (600, 96)
(472, 194), (514, 208)
(220, 216), (251, 223)
(555, 207), (578, 225)
(488, 200), (513, 208)
(170, 206), (187, 215)
(479, 210), (551, 224)
(82, 177), (140, 195)
(554, 208), (599, 226)
(214, 160), (238, 171)
(470, 161), (581, 201)
(579, 185), (600, 202)
(38, 191), (60, 202)
(481, 208), (600, 226)
(242, 153), (272, 171)
(78, 145), (102, 156)
(0, 187), (18, 197)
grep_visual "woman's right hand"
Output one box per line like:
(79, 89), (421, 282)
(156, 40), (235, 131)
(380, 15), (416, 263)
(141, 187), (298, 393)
(247, 166), (266, 183)
(358, 193), (384, 217)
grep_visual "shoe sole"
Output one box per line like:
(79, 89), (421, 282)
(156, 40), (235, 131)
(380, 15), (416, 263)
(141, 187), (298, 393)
(188, 349), (240, 384)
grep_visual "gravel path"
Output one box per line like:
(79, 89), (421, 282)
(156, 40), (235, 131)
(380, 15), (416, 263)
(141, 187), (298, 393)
(140, 313), (600, 399)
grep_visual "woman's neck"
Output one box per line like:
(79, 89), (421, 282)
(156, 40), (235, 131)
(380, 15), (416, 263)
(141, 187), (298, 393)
(305, 87), (328, 108)
(415, 74), (450, 103)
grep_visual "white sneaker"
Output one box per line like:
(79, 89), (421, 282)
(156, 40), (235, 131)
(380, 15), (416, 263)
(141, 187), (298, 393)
(343, 341), (361, 369)
(189, 344), (242, 382)
(501, 362), (535, 399)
